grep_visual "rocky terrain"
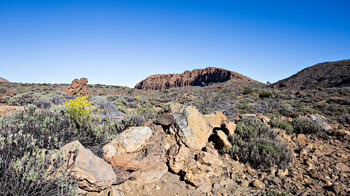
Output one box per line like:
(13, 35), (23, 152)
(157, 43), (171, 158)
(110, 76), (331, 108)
(0, 77), (10, 83)
(273, 60), (350, 89)
(0, 63), (349, 195)
(135, 67), (261, 90)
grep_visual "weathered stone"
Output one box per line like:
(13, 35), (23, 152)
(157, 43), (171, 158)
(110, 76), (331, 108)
(277, 169), (289, 177)
(296, 134), (307, 146)
(251, 179), (265, 189)
(155, 113), (175, 126)
(167, 144), (191, 174)
(170, 104), (212, 151)
(103, 127), (152, 162)
(306, 114), (332, 131)
(335, 162), (350, 172)
(215, 130), (232, 149)
(197, 145), (223, 168)
(205, 111), (227, 128)
(60, 141), (116, 192)
(62, 78), (89, 96)
(221, 121), (236, 135)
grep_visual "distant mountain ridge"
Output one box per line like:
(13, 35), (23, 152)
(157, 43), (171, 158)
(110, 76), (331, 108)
(135, 67), (258, 90)
(272, 60), (350, 89)
(0, 77), (10, 83)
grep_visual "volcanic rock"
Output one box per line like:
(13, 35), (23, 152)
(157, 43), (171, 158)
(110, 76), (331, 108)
(59, 140), (117, 192)
(0, 77), (10, 83)
(272, 60), (350, 89)
(62, 77), (89, 96)
(135, 67), (256, 90)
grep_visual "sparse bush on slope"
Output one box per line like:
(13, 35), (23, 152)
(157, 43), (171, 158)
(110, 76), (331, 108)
(292, 117), (321, 134)
(226, 117), (291, 170)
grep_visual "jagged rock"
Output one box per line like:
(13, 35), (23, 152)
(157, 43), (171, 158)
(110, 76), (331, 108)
(335, 163), (350, 172)
(296, 133), (307, 146)
(155, 113), (175, 126)
(216, 130), (232, 149)
(59, 140), (116, 192)
(135, 67), (257, 90)
(102, 127), (152, 162)
(205, 111), (227, 128)
(170, 104), (212, 151)
(167, 143), (191, 174)
(221, 121), (236, 135)
(197, 145), (223, 168)
(62, 77), (89, 96)
(103, 125), (168, 187)
(277, 169), (288, 177)
(251, 179), (265, 189)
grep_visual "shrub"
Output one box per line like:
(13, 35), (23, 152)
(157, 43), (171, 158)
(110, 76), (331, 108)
(292, 117), (321, 134)
(0, 116), (76, 195)
(8, 92), (41, 106)
(269, 119), (293, 134)
(33, 97), (52, 109)
(263, 190), (289, 196)
(225, 117), (291, 170)
(242, 87), (253, 95)
(115, 97), (128, 114)
(259, 91), (272, 99)
(64, 95), (93, 127)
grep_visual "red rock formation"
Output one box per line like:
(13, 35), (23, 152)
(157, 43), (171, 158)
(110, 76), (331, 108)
(135, 67), (254, 90)
(0, 77), (10, 83)
(62, 78), (89, 96)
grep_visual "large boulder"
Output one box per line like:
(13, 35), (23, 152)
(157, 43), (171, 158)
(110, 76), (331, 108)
(205, 111), (227, 128)
(102, 127), (152, 162)
(169, 104), (212, 151)
(62, 78), (89, 96)
(103, 125), (169, 186)
(59, 141), (116, 192)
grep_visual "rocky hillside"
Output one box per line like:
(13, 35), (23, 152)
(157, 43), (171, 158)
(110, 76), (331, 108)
(135, 67), (259, 90)
(0, 77), (10, 83)
(273, 60), (350, 89)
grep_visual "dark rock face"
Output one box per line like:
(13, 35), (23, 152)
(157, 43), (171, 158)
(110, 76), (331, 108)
(135, 67), (254, 90)
(273, 60), (350, 89)
(0, 77), (10, 83)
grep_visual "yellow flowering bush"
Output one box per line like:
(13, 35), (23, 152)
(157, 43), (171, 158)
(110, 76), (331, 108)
(64, 95), (93, 126)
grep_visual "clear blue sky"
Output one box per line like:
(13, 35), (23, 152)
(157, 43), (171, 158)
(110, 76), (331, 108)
(1, 0), (349, 87)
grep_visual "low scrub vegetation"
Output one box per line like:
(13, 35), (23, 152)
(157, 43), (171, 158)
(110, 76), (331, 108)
(225, 117), (291, 170)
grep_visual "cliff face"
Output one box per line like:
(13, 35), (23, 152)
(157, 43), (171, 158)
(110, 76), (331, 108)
(272, 60), (350, 89)
(135, 67), (254, 90)
(0, 77), (10, 83)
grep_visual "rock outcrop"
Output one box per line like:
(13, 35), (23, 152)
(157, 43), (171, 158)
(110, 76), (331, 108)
(135, 67), (256, 90)
(0, 77), (10, 83)
(59, 141), (117, 192)
(62, 78), (89, 96)
(103, 126), (169, 186)
(272, 60), (350, 89)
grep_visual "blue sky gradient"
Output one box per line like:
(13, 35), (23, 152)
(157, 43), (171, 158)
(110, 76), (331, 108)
(1, 0), (349, 87)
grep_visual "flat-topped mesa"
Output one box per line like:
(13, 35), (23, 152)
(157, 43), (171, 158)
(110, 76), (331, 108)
(135, 67), (253, 90)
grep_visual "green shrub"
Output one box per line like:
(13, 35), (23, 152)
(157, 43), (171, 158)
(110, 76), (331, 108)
(259, 91), (272, 99)
(269, 119), (293, 134)
(263, 190), (289, 196)
(242, 87), (253, 95)
(292, 117), (321, 134)
(115, 97), (128, 114)
(0, 114), (76, 195)
(225, 117), (291, 170)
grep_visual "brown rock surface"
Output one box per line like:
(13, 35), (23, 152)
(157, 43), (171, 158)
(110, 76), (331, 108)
(62, 77), (89, 95)
(59, 140), (117, 192)
(0, 77), (10, 83)
(272, 60), (350, 89)
(135, 67), (257, 90)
